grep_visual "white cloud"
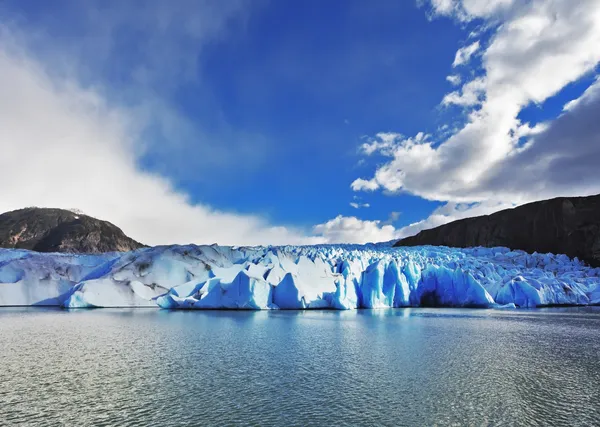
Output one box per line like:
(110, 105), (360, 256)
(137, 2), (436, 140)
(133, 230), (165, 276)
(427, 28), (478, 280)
(562, 76), (600, 112)
(452, 40), (480, 67)
(350, 178), (380, 192)
(313, 216), (400, 244)
(350, 202), (370, 209)
(460, 0), (515, 17)
(430, 0), (457, 15)
(315, 201), (517, 244)
(446, 74), (462, 85)
(431, 0), (516, 20)
(355, 0), (600, 209)
(0, 35), (325, 247)
(478, 76), (600, 200)
(360, 132), (401, 155)
(352, 132), (438, 194)
(1, 2), (271, 190)
(313, 202), (512, 243)
(360, 131), (428, 156)
(442, 77), (486, 106)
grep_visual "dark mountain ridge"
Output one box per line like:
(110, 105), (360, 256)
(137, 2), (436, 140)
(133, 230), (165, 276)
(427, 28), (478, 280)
(395, 194), (600, 267)
(0, 207), (144, 254)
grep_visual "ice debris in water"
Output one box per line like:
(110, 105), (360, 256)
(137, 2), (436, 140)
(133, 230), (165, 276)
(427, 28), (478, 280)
(0, 244), (599, 309)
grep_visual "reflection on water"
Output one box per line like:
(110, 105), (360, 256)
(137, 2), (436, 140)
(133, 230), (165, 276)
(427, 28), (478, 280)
(1, 307), (599, 426)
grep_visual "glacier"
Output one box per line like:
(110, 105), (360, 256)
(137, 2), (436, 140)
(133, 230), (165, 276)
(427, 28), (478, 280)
(0, 244), (599, 309)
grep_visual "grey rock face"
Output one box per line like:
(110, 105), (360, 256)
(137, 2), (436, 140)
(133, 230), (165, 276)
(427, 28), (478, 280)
(0, 208), (144, 254)
(395, 195), (600, 267)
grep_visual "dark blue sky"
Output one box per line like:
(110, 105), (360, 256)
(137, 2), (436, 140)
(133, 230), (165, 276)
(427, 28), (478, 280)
(145, 0), (463, 227)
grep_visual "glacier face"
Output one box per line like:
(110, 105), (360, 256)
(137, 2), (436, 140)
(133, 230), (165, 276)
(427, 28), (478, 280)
(0, 244), (599, 309)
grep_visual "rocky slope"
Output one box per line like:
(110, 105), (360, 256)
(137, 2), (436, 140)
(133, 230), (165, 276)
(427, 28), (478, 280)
(0, 208), (144, 253)
(395, 195), (600, 267)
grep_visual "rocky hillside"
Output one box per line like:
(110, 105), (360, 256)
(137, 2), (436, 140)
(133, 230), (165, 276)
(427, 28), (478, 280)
(0, 208), (144, 254)
(395, 195), (600, 267)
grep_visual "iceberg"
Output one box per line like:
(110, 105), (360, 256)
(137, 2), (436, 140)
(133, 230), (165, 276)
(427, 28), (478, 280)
(1, 244), (599, 309)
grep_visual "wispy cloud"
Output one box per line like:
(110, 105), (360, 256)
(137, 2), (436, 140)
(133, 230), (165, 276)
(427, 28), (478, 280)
(446, 74), (461, 85)
(2, 1), (271, 187)
(452, 40), (480, 67)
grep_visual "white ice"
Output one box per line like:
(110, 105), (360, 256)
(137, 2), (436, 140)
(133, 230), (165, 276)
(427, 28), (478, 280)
(0, 244), (599, 309)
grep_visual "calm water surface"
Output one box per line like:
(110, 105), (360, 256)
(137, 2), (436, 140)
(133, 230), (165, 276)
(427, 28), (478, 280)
(1, 307), (599, 426)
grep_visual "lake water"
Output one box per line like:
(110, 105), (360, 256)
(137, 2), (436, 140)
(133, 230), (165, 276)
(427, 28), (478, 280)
(1, 308), (599, 426)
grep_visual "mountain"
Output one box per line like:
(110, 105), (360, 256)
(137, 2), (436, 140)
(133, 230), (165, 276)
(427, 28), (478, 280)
(0, 207), (144, 254)
(395, 195), (600, 267)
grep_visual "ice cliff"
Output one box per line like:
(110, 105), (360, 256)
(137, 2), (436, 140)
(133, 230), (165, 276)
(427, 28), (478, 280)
(1, 244), (599, 309)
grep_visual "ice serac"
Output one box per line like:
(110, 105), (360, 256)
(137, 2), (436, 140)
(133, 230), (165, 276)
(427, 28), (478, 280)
(1, 243), (600, 309)
(0, 250), (117, 306)
(330, 260), (359, 310)
(360, 260), (393, 309)
(415, 266), (495, 308)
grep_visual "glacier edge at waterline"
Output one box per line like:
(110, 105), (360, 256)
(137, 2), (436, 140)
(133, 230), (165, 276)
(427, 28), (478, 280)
(1, 244), (599, 309)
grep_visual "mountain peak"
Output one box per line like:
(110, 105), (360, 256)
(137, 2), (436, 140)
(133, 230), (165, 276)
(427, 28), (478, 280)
(0, 207), (144, 254)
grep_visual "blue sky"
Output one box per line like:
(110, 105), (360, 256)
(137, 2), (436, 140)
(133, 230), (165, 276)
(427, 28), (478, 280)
(1, 0), (600, 245)
(168, 0), (459, 225)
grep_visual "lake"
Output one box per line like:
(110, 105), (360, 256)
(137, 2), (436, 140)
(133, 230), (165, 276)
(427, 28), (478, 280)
(1, 307), (599, 426)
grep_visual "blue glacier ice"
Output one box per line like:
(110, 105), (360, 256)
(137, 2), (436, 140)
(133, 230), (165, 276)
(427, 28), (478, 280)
(0, 244), (599, 309)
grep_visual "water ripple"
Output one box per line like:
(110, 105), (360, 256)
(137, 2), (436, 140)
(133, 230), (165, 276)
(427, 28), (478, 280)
(1, 307), (599, 426)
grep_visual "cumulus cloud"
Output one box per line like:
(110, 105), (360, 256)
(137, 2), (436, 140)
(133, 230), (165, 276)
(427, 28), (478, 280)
(312, 216), (400, 244)
(355, 0), (600, 211)
(478, 76), (600, 200)
(312, 201), (514, 244)
(350, 202), (370, 209)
